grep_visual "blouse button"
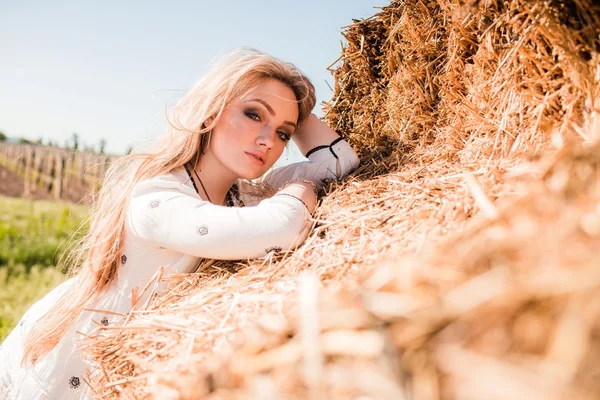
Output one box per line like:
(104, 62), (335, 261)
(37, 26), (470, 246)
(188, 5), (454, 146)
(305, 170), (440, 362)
(121, 254), (127, 265)
(265, 246), (282, 254)
(148, 199), (160, 208)
(69, 376), (81, 389)
(196, 225), (209, 236)
(101, 317), (109, 326)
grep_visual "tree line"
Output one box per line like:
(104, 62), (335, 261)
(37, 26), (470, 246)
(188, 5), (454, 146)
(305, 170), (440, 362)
(0, 131), (133, 155)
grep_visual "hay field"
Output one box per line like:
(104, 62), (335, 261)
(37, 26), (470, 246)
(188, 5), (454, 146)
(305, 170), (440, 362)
(82, 1), (600, 399)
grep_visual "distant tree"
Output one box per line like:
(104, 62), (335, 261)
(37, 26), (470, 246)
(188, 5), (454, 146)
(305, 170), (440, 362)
(18, 137), (32, 144)
(0, 131), (6, 142)
(34, 137), (43, 145)
(125, 145), (133, 155)
(72, 132), (79, 151)
(99, 138), (107, 154)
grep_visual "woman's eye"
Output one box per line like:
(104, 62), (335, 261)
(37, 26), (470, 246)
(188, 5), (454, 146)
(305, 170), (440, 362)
(246, 109), (290, 141)
(245, 111), (261, 121)
(277, 131), (291, 142)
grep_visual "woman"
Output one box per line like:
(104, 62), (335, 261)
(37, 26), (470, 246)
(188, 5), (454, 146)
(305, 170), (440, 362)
(0, 48), (359, 398)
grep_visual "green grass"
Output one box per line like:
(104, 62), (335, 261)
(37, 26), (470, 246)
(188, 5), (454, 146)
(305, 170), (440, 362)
(0, 195), (88, 271)
(0, 195), (88, 341)
(0, 265), (67, 341)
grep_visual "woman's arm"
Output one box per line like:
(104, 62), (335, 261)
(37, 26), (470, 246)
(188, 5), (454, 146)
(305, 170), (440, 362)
(292, 114), (342, 157)
(127, 180), (316, 260)
(254, 115), (360, 192)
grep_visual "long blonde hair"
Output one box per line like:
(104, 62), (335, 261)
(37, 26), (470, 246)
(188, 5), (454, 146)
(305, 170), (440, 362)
(22, 48), (316, 366)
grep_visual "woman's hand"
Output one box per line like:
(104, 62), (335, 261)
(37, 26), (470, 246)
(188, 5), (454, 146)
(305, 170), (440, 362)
(278, 181), (317, 214)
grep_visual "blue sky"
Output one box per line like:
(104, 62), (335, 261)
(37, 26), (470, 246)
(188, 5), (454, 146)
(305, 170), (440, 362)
(0, 1), (381, 158)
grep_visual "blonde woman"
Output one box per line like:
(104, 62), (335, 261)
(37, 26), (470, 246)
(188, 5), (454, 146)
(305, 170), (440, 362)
(0, 48), (359, 398)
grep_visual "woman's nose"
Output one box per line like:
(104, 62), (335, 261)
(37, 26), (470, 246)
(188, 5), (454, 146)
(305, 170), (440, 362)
(256, 127), (275, 149)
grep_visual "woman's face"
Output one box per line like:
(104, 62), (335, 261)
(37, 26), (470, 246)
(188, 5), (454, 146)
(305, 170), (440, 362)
(208, 78), (299, 180)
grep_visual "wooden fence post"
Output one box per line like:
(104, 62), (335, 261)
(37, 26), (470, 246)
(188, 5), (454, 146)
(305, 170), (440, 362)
(78, 153), (86, 184)
(54, 152), (63, 200)
(64, 153), (73, 188)
(33, 151), (42, 188)
(23, 146), (32, 197)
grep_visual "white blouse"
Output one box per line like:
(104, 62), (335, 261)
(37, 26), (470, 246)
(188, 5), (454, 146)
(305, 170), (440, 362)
(0, 139), (359, 399)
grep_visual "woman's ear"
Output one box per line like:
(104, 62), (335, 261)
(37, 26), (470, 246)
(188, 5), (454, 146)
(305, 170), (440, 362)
(203, 116), (214, 129)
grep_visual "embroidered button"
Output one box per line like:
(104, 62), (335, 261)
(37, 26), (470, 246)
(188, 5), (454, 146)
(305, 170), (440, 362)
(265, 246), (282, 254)
(121, 254), (127, 265)
(196, 225), (209, 236)
(69, 376), (80, 389)
(101, 317), (109, 326)
(149, 199), (160, 208)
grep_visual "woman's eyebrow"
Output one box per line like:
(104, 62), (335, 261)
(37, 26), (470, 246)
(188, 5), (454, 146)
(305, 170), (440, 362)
(246, 98), (297, 129)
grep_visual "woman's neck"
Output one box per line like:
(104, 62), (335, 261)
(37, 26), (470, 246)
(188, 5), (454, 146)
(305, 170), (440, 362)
(191, 151), (238, 206)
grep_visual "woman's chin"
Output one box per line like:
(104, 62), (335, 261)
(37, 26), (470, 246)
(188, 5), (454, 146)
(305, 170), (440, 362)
(244, 171), (267, 181)
(240, 163), (275, 180)
(235, 167), (266, 181)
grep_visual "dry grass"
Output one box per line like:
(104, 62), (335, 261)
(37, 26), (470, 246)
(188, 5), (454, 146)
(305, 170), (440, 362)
(325, 0), (599, 166)
(81, 0), (600, 398)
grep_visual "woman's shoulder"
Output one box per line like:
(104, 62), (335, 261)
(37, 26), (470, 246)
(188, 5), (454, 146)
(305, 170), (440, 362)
(132, 167), (196, 197)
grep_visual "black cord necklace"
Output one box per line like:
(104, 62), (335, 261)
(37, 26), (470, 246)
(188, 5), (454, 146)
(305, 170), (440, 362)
(184, 163), (212, 204)
(184, 164), (199, 193)
(192, 168), (213, 204)
(184, 163), (245, 207)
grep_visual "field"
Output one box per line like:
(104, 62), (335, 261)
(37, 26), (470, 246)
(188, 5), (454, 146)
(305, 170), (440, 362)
(0, 195), (87, 341)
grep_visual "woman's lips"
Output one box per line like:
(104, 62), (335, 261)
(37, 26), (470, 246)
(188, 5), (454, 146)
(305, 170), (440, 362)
(245, 151), (265, 166)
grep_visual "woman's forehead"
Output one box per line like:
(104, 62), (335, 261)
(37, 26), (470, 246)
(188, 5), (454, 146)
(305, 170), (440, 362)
(237, 80), (299, 118)
(240, 80), (295, 101)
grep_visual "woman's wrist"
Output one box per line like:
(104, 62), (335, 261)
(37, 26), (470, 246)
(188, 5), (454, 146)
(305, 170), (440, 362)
(292, 114), (341, 155)
(277, 181), (317, 213)
(280, 178), (318, 195)
(275, 193), (312, 214)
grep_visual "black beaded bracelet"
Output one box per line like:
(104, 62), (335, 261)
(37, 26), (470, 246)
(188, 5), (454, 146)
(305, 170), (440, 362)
(305, 137), (345, 159)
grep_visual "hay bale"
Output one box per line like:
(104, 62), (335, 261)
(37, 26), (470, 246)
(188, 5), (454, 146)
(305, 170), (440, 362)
(82, 123), (600, 399)
(153, 131), (600, 400)
(324, 0), (600, 167)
